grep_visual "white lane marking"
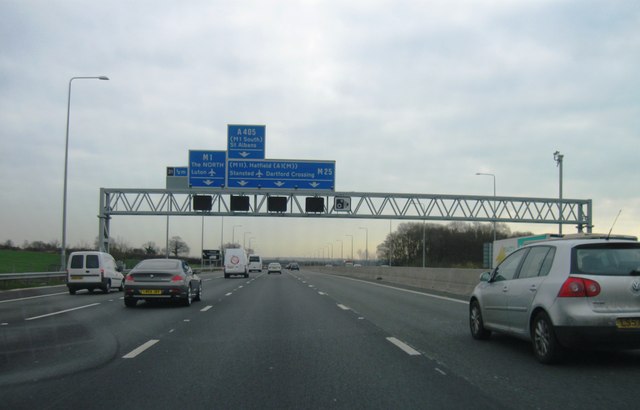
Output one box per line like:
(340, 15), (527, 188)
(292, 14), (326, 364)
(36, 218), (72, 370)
(24, 303), (101, 321)
(123, 339), (159, 359)
(0, 292), (68, 304)
(318, 292), (326, 296)
(435, 368), (447, 376)
(201, 305), (213, 312)
(337, 304), (350, 310)
(239, 286), (244, 289)
(331, 275), (467, 305)
(225, 292), (233, 296)
(183, 319), (190, 322)
(386, 337), (421, 356)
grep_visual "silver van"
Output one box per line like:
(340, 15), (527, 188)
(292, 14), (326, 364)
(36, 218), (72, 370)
(67, 251), (124, 294)
(248, 254), (262, 273)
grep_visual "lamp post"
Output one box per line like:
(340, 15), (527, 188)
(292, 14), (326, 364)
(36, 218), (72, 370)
(336, 239), (343, 262)
(326, 242), (333, 262)
(553, 151), (564, 235)
(359, 227), (368, 265)
(243, 231), (252, 249)
(61, 76), (109, 269)
(345, 234), (354, 260)
(475, 172), (497, 244)
(232, 225), (242, 246)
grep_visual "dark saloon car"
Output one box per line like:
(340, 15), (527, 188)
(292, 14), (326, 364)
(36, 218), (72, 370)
(124, 258), (202, 307)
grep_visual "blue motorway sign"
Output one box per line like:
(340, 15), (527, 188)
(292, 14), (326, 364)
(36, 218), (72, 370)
(228, 124), (266, 159)
(188, 150), (226, 188)
(228, 159), (335, 190)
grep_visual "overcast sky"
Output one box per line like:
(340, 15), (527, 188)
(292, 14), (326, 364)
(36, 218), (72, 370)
(1, 0), (638, 259)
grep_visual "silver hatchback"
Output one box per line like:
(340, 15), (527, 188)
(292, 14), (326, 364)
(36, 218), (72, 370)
(469, 235), (640, 363)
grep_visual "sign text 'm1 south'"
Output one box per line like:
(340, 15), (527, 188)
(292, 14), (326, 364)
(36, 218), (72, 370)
(189, 150), (226, 188)
(227, 159), (335, 190)
(227, 124), (266, 159)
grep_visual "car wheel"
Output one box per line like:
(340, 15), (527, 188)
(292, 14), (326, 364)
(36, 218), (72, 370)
(194, 283), (202, 302)
(470, 300), (491, 340)
(124, 298), (137, 307)
(183, 286), (192, 306)
(532, 311), (563, 364)
(102, 280), (111, 294)
(68, 287), (76, 295)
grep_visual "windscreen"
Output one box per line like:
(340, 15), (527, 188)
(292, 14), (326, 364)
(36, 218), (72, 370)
(572, 242), (640, 276)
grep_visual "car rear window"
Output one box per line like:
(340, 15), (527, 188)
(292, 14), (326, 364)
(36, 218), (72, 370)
(70, 255), (84, 269)
(249, 256), (260, 262)
(86, 255), (100, 269)
(136, 260), (180, 270)
(572, 242), (640, 276)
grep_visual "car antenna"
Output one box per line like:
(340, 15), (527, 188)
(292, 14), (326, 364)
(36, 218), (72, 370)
(606, 209), (622, 240)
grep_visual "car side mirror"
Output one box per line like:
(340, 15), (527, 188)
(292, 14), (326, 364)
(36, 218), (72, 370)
(479, 271), (492, 282)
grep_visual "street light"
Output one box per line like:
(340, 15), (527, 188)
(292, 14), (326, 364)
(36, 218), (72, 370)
(232, 225), (242, 246)
(359, 227), (368, 265)
(475, 172), (497, 244)
(61, 76), (109, 269)
(336, 239), (343, 261)
(553, 151), (564, 235)
(345, 234), (354, 260)
(243, 231), (252, 249)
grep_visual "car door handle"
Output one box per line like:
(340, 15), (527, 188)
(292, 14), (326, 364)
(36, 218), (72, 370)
(502, 286), (509, 292)
(529, 285), (537, 292)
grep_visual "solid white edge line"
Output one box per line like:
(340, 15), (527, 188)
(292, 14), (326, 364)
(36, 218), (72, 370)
(24, 303), (101, 321)
(0, 292), (69, 304)
(386, 337), (421, 356)
(201, 305), (213, 312)
(122, 339), (160, 359)
(337, 304), (350, 310)
(330, 275), (467, 305)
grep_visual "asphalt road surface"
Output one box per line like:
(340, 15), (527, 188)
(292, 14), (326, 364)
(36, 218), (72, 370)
(1, 269), (639, 409)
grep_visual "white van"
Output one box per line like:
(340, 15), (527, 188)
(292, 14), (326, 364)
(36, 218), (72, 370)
(67, 251), (124, 294)
(224, 247), (248, 278)
(248, 254), (262, 273)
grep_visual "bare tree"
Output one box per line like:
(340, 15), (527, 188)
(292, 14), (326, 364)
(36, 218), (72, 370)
(168, 236), (190, 257)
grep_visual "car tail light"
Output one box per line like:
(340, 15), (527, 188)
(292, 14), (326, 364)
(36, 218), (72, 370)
(125, 274), (134, 282)
(558, 277), (601, 297)
(171, 275), (184, 282)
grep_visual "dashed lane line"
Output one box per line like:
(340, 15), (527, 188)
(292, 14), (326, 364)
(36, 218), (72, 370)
(122, 339), (160, 359)
(386, 337), (421, 356)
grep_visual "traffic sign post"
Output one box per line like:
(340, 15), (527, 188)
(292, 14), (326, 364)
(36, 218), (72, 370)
(189, 150), (226, 188)
(228, 124), (266, 159)
(227, 159), (335, 190)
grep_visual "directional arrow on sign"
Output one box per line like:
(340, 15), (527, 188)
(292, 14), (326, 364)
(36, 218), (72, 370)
(237, 180), (248, 186)
(274, 181), (285, 187)
(309, 182), (320, 188)
(203, 180), (214, 186)
(239, 152), (250, 158)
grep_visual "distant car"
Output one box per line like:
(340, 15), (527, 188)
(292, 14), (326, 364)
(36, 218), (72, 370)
(267, 262), (282, 274)
(289, 262), (300, 271)
(124, 258), (202, 307)
(469, 235), (640, 363)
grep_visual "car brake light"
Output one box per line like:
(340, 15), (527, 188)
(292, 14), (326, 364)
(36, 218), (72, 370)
(558, 277), (601, 297)
(125, 274), (134, 282)
(171, 275), (184, 282)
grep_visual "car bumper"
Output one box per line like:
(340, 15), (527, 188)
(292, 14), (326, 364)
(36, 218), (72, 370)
(555, 326), (640, 349)
(124, 286), (189, 299)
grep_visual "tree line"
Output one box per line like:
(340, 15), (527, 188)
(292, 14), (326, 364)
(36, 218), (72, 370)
(376, 222), (532, 268)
